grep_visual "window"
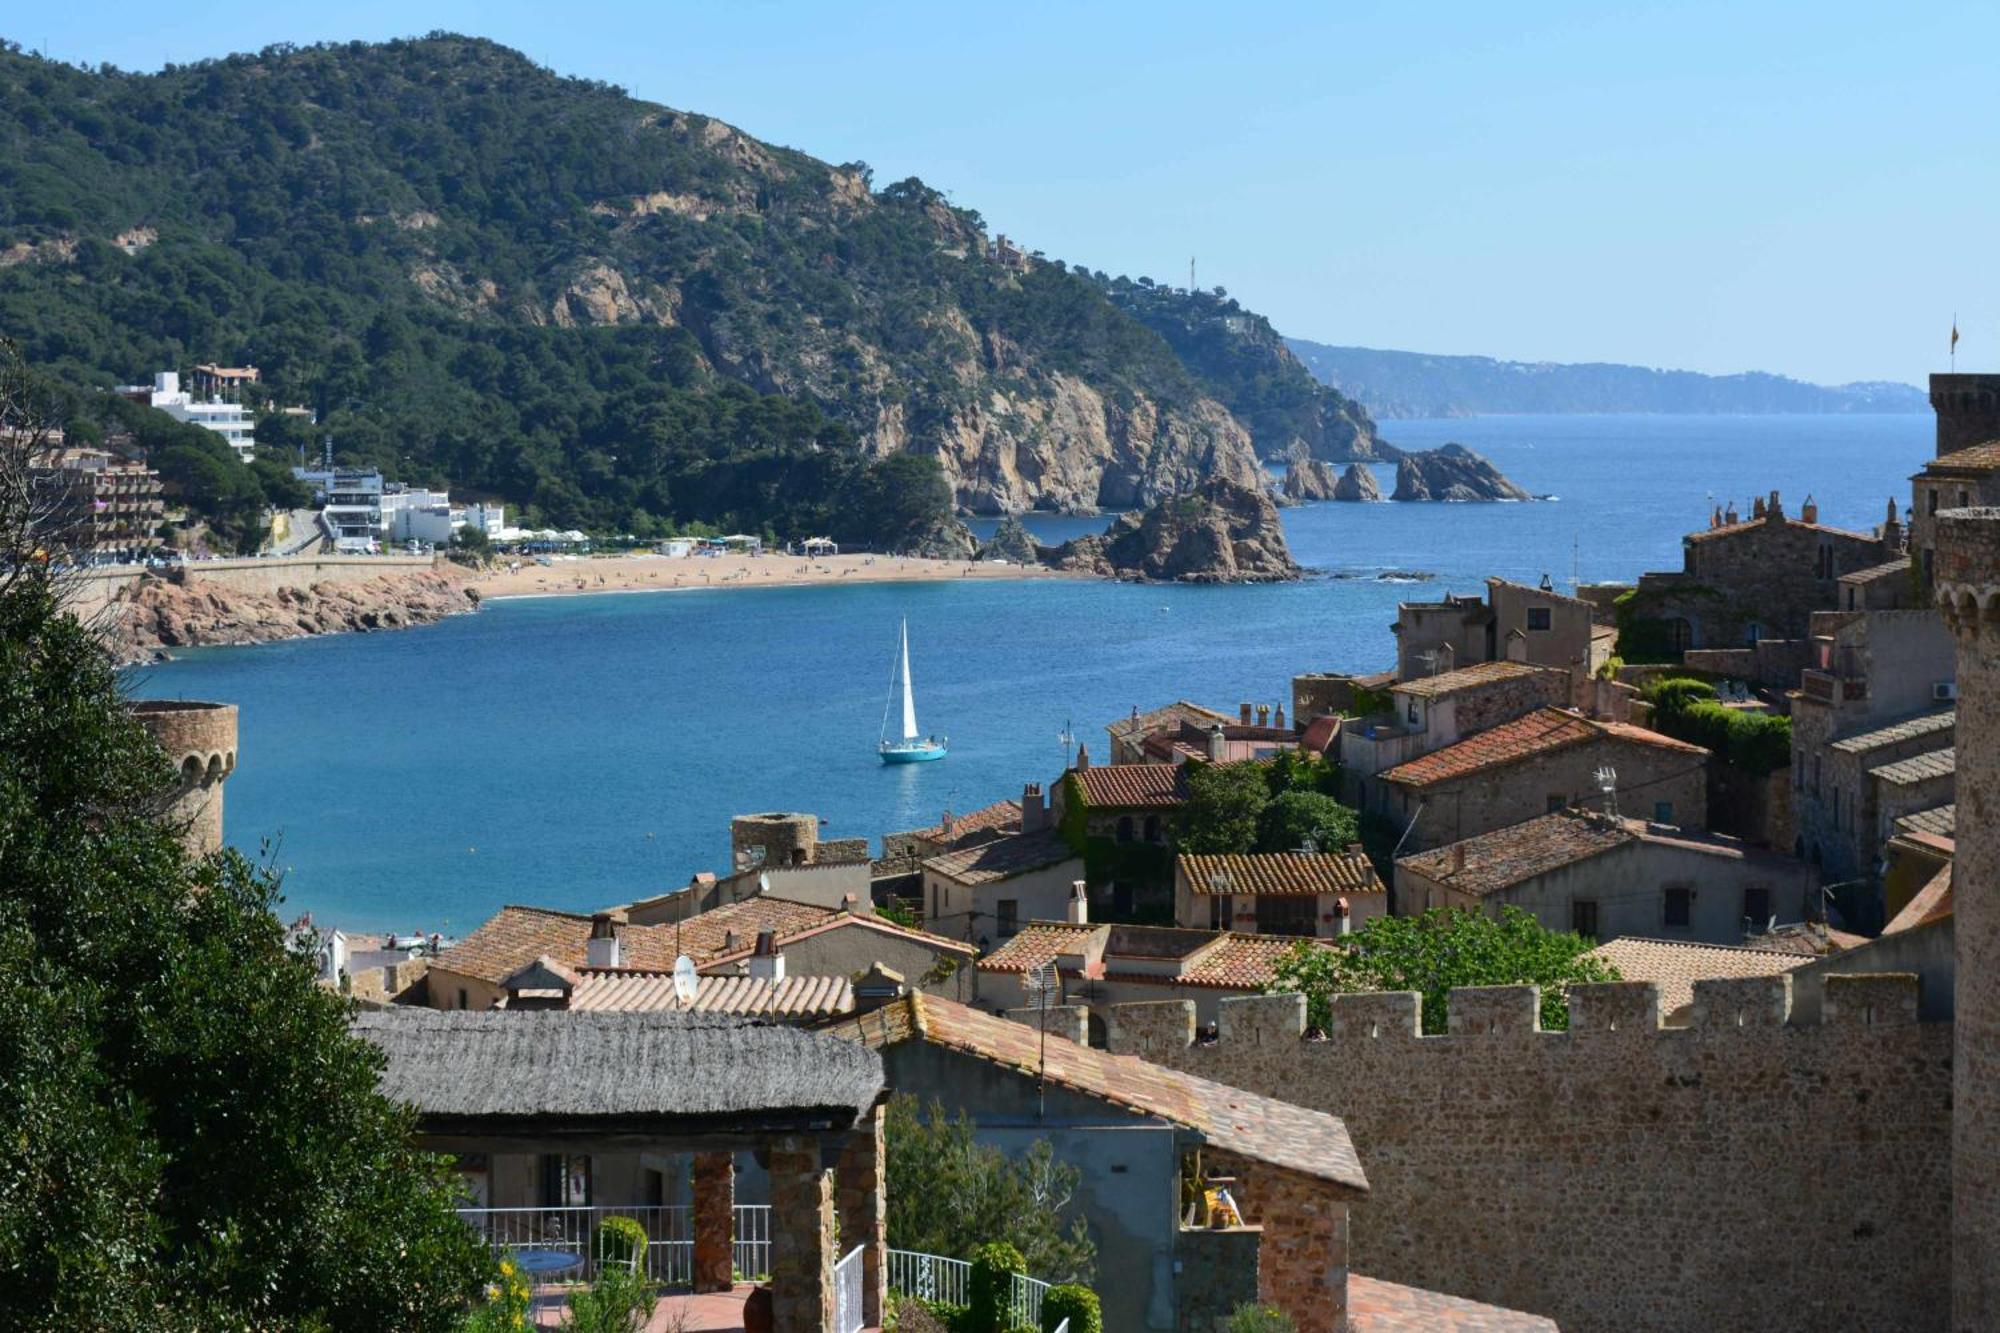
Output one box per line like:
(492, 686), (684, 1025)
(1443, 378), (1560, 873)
(1406, 699), (1420, 724)
(1929, 489), (1940, 515)
(1745, 622), (1763, 647)
(1571, 899), (1600, 940)
(1664, 887), (1693, 929)
(1260, 896), (1317, 937)
(1665, 618), (1694, 653)
(1221, 896), (1234, 930)
(1743, 887), (1772, 932)
(1144, 814), (1161, 843)
(457, 988), (468, 1010)
(997, 899), (1019, 936)
(1653, 801), (1674, 824)
(1116, 815), (1134, 844)
(1526, 607), (1553, 632)
(1209, 896), (1222, 929)
(1546, 793), (1567, 814)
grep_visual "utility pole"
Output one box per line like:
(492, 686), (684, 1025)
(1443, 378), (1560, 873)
(1190, 256), (1196, 292)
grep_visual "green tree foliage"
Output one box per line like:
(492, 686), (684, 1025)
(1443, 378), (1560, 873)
(1182, 754), (1363, 855)
(0, 576), (490, 1326)
(1223, 1305), (1296, 1333)
(883, 1095), (1094, 1286)
(1040, 1285), (1101, 1333)
(1265, 907), (1621, 1035)
(1179, 761), (1271, 854)
(967, 1241), (1027, 1333)
(1643, 676), (1791, 775)
(1255, 789), (1359, 854)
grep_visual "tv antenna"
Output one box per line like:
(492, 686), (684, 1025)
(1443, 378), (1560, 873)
(671, 954), (698, 1011)
(1024, 960), (1061, 1123)
(1059, 719), (1076, 769)
(1190, 256), (1196, 292)
(1593, 765), (1620, 820)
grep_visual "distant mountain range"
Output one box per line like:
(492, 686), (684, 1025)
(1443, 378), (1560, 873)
(1284, 340), (1928, 419)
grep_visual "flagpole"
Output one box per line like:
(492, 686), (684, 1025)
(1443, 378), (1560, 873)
(1952, 313), (1959, 371)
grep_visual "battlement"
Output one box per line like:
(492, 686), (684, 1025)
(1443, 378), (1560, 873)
(1105, 974), (1926, 1056)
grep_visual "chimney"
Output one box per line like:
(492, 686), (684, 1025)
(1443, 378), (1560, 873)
(1021, 782), (1048, 833)
(723, 929), (738, 954)
(1752, 495), (1766, 519)
(1767, 490), (1783, 521)
(1256, 704), (1271, 727)
(1450, 843), (1466, 874)
(1074, 742), (1090, 770)
(1240, 702), (1254, 725)
(1067, 880), (1089, 925)
(1711, 504), (1723, 529)
(1725, 501), (1740, 524)
(1334, 896), (1351, 936)
(853, 962), (907, 1013)
(1801, 494), (1819, 525)
(747, 928), (785, 982)
(1274, 703), (1286, 731)
(585, 911), (624, 969)
(939, 809), (955, 839)
(1208, 724), (1227, 762)
(840, 892), (859, 915)
(1883, 497), (1904, 550)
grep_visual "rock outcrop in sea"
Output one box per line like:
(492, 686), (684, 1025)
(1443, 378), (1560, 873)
(978, 514), (1042, 564)
(1332, 462), (1384, 502)
(1391, 444), (1532, 501)
(906, 516), (980, 561)
(1046, 478), (1301, 583)
(1280, 450), (1342, 503)
(105, 566), (481, 665)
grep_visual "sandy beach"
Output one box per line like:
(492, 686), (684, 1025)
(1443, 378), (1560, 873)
(468, 550), (1084, 599)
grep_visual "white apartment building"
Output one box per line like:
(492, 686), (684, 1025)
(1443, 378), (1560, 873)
(294, 466), (385, 553)
(141, 372), (258, 463)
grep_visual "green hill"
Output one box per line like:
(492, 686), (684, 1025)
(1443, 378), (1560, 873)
(0, 34), (1285, 541)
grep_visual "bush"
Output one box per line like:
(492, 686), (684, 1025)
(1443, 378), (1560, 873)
(1041, 1284), (1102, 1333)
(1255, 788), (1358, 854)
(561, 1263), (657, 1333)
(1643, 675), (1790, 775)
(968, 1241), (1027, 1333)
(1224, 1304), (1295, 1333)
(593, 1214), (648, 1271)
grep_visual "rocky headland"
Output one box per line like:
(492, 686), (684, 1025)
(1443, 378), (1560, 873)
(1391, 444), (1533, 501)
(978, 514), (1041, 563)
(106, 566), (481, 665)
(1046, 478), (1301, 583)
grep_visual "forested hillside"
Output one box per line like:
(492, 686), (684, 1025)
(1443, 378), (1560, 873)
(0, 34), (1281, 540)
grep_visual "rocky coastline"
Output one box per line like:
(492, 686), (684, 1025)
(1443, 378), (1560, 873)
(106, 566), (482, 665)
(1391, 443), (1534, 501)
(1045, 478), (1301, 583)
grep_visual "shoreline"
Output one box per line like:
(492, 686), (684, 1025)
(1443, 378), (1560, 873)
(466, 550), (1086, 600)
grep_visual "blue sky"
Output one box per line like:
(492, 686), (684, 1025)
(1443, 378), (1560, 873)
(21, 1), (1998, 386)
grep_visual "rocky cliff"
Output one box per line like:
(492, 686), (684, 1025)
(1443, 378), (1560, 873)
(1048, 479), (1301, 583)
(1281, 454), (1342, 503)
(106, 567), (481, 664)
(1333, 463), (1385, 502)
(1391, 445), (1533, 502)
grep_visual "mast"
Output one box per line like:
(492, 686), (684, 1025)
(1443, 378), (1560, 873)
(899, 619), (920, 741)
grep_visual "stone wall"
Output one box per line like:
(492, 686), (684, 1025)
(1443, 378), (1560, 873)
(1435, 667), (1571, 740)
(1172, 1224), (1263, 1333)
(71, 552), (437, 621)
(129, 699), (237, 855)
(1107, 979), (1952, 1333)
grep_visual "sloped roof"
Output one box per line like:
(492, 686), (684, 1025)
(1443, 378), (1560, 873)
(903, 798), (1022, 847)
(1830, 709), (1953, 754)
(1885, 864), (1954, 935)
(356, 1009), (884, 1128)
(668, 896), (844, 960)
(1381, 708), (1704, 789)
(1146, 933), (1319, 990)
(1108, 700), (1231, 747)
(1896, 803), (1956, 840)
(700, 909), (974, 968)
(569, 970), (853, 1019)
(1178, 851), (1383, 897)
(1391, 660), (1550, 698)
(1685, 514), (1877, 544)
(978, 921), (1101, 974)
(1070, 763), (1190, 809)
(1348, 1274), (1559, 1332)
(1398, 809), (1637, 897)
(923, 828), (1077, 886)
(1925, 440), (2000, 473)
(977, 922), (1323, 991)
(1871, 747), (1955, 786)
(1299, 714), (1342, 755)
(1584, 937), (1810, 1023)
(825, 993), (1368, 1194)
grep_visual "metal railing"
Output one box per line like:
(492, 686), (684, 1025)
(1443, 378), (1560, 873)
(458, 1203), (773, 1284)
(834, 1244), (866, 1333)
(1013, 1271), (1052, 1325)
(1051, 1321), (1070, 1333)
(887, 1248), (1051, 1322)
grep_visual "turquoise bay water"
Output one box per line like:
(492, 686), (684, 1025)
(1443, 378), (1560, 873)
(130, 414), (1930, 933)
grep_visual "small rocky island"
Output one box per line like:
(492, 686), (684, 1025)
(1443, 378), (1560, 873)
(1333, 462), (1384, 502)
(1391, 443), (1533, 501)
(1047, 478), (1301, 583)
(1280, 451), (1342, 503)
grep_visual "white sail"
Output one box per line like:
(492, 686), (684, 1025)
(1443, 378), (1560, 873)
(899, 619), (920, 741)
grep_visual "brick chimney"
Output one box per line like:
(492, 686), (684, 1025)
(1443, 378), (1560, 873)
(1450, 843), (1466, 874)
(586, 911), (624, 968)
(1074, 743), (1090, 771)
(1021, 782), (1048, 833)
(1208, 724), (1227, 762)
(1274, 703), (1286, 731)
(1239, 702), (1254, 725)
(747, 928), (785, 982)
(1801, 494), (1819, 525)
(1067, 880), (1089, 925)
(1256, 704), (1271, 727)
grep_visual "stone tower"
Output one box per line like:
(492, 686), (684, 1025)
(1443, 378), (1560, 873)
(731, 811), (819, 871)
(128, 700), (238, 857)
(1930, 373), (2000, 458)
(1935, 506), (2000, 1330)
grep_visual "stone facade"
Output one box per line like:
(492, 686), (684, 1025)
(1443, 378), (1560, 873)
(767, 1135), (835, 1331)
(1204, 1146), (1346, 1333)
(692, 1152), (734, 1293)
(1171, 1224), (1263, 1333)
(732, 812), (822, 870)
(1339, 664), (1571, 800)
(128, 699), (238, 856)
(1110, 980), (1951, 1333)
(833, 1105), (886, 1327)
(1934, 506), (2000, 1331)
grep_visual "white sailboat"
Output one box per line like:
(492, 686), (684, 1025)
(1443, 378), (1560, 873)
(878, 618), (947, 764)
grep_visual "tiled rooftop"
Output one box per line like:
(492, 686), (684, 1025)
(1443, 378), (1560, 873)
(1070, 762), (1190, 809)
(923, 828), (1076, 885)
(1885, 864), (1954, 935)
(1584, 937), (1810, 1024)
(977, 921), (1101, 973)
(1685, 514), (1875, 544)
(569, 970), (854, 1018)
(1896, 803), (1956, 840)
(1871, 746), (1956, 785)
(1381, 708), (1703, 788)
(1926, 440), (2000, 472)
(826, 993), (1369, 1193)
(978, 920), (1324, 991)
(1398, 809), (1636, 897)
(1347, 1274), (1559, 1331)
(1107, 700), (1230, 745)
(1155, 933), (1320, 989)
(1841, 556), (1912, 587)
(1829, 708), (1954, 754)
(1391, 660), (1550, 698)
(1178, 850), (1383, 897)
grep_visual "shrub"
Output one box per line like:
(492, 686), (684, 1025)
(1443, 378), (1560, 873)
(593, 1214), (649, 1271)
(967, 1241), (1027, 1333)
(1041, 1284), (1102, 1333)
(561, 1263), (657, 1333)
(460, 1254), (531, 1333)
(1224, 1304), (1296, 1333)
(1643, 675), (1790, 775)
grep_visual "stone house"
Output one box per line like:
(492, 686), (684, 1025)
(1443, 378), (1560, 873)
(1373, 707), (1710, 852)
(1052, 759), (1192, 917)
(1790, 704), (1954, 887)
(1173, 850), (1387, 937)
(1106, 700), (1233, 763)
(1883, 803), (1954, 925)
(1397, 807), (1816, 945)
(920, 811), (1084, 949)
(977, 919), (1334, 1035)
(1291, 669), (1395, 725)
(1618, 490), (1902, 655)
(1337, 660), (1572, 807)
(1393, 576), (1612, 704)
(1910, 441), (2000, 587)
(1582, 936), (1812, 1025)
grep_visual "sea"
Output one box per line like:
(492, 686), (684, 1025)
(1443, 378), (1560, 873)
(127, 414), (1932, 934)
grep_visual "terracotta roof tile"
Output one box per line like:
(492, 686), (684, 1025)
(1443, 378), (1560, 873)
(1173, 934), (1323, 989)
(1685, 515), (1877, 544)
(978, 922), (1326, 991)
(1885, 864), (1954, 935)
(1107, 700), (1231, 746)
(1382, 709), (1703, 788)
(1179, 851), (1383, 897)
(1391, 660), (1551, 698)
(1927, 440), (2000, 472)
(903, 799), (1022, 847)
(1300, 714), (1342, 755)
(1398, 810), (1636, 897)
(1070, 763), (1190, 809)
(569, 970), (854, 1018)
(977, 921), (1101, 974)
(1584, 937), (1810, 1023)
(825, 993), (1368, 1193)
(1348, 1274), (1560, 1331)
(1829, 709), (1953, 754)
(923, 828), (1077, 886)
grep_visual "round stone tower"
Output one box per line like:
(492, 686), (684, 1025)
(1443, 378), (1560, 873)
(730, 812), (819, 871)
(129, 700), (238, 857)
(1931, 373), (2000, 459)
(1934, 507), (2000, 1330)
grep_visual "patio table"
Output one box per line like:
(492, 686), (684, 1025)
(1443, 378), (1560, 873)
(510, 1247), (583, 1323)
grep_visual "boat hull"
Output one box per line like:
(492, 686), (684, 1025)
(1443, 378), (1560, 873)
(880, 742), (948, 764)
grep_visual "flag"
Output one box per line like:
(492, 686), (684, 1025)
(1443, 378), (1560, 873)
(1952, 317), (1960, 356)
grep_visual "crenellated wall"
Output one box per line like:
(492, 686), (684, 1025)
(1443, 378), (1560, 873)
(1107, 976), (1952, 1333)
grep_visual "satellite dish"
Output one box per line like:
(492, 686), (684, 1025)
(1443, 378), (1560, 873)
(672, 955), (698, 1007)
(758, 871), (771, 896)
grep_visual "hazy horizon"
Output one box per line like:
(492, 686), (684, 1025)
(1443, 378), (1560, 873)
(17, 1), (1996, 388)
